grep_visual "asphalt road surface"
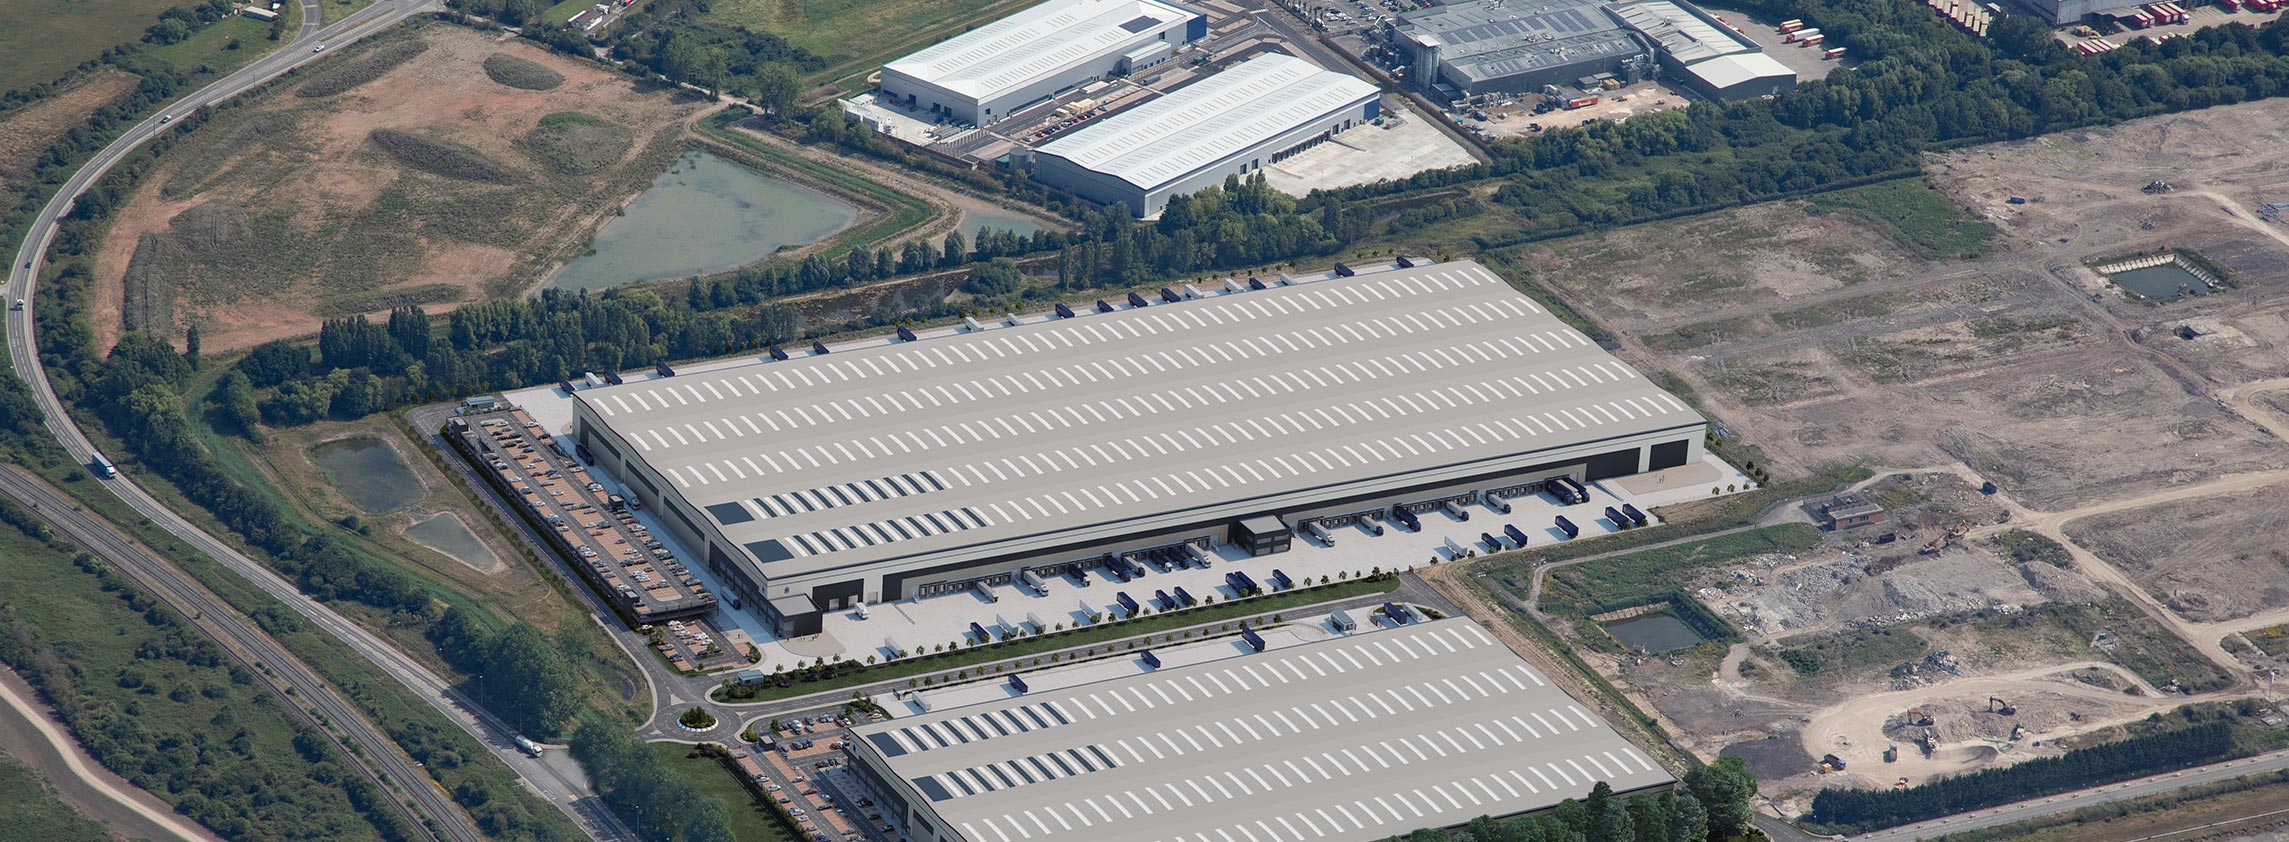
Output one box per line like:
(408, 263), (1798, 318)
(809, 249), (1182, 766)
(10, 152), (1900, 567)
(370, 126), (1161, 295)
(0, 467), (476, 842)
(2, 5), (633, 841)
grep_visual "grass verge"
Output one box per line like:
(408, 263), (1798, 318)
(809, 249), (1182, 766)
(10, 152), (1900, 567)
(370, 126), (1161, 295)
(648, 743), (803, 842)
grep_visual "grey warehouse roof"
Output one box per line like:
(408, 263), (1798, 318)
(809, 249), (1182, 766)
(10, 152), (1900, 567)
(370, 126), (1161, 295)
(571, 260), (1705, 581)
(1608, 0), (1756, 63)
(1398, 0), (1646, 84)
(883, 0), (1197, 100)
(1031, 54), (1381, 191)
(855, 618), (1675, 842)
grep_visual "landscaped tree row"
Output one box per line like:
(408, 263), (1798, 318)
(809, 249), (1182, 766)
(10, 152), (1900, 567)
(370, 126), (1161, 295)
(568, 713), (735, 842)
(1382, 757), (1759, 842)
(1808, 721), (2239, 832)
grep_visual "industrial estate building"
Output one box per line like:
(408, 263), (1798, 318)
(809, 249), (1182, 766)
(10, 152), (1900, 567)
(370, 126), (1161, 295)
(1027, 54), (1382, 217)
(878, 0), (1206, 126)
(570, 260), (1707, 637)
(1395, 0), (1793, 102)
(846, 617), (1678, 842)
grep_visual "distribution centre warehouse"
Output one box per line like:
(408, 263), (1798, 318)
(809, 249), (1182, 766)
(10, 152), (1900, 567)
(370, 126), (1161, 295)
(845, 617), (1678, 842)
(569, 260), (1707, 637)
(878, 0), (1205, 126)
(1025, 53), (1383, 217)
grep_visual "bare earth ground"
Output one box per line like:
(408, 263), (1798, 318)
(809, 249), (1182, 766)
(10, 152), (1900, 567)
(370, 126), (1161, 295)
(1474, 98), (2289, 816)
(91, 24), (705, 351)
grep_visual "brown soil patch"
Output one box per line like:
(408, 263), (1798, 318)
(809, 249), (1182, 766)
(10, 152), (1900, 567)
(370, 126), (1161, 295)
(90, 24), (705, 352)
(0, 67), (140, 184)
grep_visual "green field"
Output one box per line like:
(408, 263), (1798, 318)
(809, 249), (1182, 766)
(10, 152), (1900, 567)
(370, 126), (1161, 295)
(0, 0), (184, 93)
(1808, 178), (1999, 261)
(0, 753), (111, 842)
(648, 744), (802, 842)
(1536, 523), (1823, 610)
(704, 0), (1032, 84)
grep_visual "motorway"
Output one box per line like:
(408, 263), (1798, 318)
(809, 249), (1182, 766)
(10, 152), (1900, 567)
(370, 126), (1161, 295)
(0, 467), (474, 842)
(1, 3), (635, 841)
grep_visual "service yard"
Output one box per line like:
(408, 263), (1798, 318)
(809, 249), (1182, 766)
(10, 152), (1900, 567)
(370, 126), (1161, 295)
(1493, 97), (2289, 818)
(88, 23), (710, 351)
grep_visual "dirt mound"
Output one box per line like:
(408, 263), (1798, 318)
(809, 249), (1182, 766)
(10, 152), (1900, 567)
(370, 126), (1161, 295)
(169, 201), (253, 254)
(516, 112), (633, 175)
(370, 128), (521, 184)
(120, 233), (185, 337)
(1722, 735), (1816, 782)
(482, 53), (565, 91)
(298, 40), (430, 98)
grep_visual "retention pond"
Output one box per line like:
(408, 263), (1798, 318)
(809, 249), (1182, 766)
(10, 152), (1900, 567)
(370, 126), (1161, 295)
(549, 149), (857, 292)
(403, 513), (502, 572)
(310, 436), (423, 514)
(1602, 612), (1708, 653)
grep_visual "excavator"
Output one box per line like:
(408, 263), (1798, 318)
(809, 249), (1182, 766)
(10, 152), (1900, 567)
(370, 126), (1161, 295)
(1988, 696), (2017, 716)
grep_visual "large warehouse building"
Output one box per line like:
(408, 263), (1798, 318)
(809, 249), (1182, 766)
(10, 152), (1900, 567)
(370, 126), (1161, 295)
(847, 617), (1677, 842)
(1608, 0), (1796, 101)
(571, 260), (1707, 637)
(878, 0), (1205, 127)
(1394, 0), (1793, 102)
(1027, 54), (1381, 217)
(1396, 0), (1655, 99)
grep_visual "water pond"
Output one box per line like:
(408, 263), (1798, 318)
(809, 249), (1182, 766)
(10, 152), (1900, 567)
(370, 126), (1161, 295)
(2110, 262), (2212, 301)
(961, 207), (1044, 241)
(1603, 612), (1708, 653)
(403, 513), (501, 571)
(310, 436), (423, 514)
(549, 150), (858, 292)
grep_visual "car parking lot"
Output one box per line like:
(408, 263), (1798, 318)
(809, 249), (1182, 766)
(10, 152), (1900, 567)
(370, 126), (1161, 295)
(728, 710), (896, 841)
(458, 409), (747, 671)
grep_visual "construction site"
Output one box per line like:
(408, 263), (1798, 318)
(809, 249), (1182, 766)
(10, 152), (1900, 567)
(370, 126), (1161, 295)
(1495, 97), (2289, 818)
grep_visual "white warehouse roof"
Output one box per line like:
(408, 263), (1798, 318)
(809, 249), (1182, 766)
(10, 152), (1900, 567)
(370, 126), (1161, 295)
(885, 0), (1198, 100)
(1685, 52), (1794, 90)
(855, 618), (1676, 842)
(1032, 54), (1381, 191)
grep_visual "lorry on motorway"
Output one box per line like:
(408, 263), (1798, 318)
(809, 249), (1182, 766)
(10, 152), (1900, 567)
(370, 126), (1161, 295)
(90, 454), (118, 478)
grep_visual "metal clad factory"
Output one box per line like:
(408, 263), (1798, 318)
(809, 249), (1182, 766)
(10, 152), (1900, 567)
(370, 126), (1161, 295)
(878, 0), (1206, 126)
(846, 617), (1678, 842)
(570, 260), (1707, 637)
(1396, 0), (1794, 101)
(1027, 54), (1383, 217)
